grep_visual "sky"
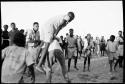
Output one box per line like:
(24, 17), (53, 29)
(1, 1), (123, 40)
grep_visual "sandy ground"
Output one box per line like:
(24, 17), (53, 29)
(23, 55), (123, 83)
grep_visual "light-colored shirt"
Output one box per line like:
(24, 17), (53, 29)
(95, 39), (100, 45)
(42, 15), (69, 43)
(116, 36), (123, 44)
(1, 45), (34, 83)
(27, 29), (40, 42)
(77, 38), (82, 50)
(116, 36), (123, 56)
(106, 41), (118, 52)
(26, 29), (40, 47)
(84, 39), (88, 49)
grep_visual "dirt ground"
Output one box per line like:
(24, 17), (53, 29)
(23, 55), (123, 83)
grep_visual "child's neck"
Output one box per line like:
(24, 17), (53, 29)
(70, 34), (73, 37)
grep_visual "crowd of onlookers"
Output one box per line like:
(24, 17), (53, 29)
(1, 22), (111, 59)
(1, 22), (124, 67)
(58, 33), (108, 58)
(1, 22), (124, 83)
(1, 22), (107, 57)
(1, 23), (26, 49)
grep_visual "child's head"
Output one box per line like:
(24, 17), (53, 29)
(60, 36), (63, 39)
(67, 12), (75, 22)
(10, 22), (16, 29)
(69, 28), (74, 36)
(110, 35), (115, 42)
(20, 29), (24, 34)
(85, 36), (87, 39)
(33, 22), (39, 31)
(13, 32), (26, 47)
(3, 25), (8, 31)
(118, 30), (122, 36)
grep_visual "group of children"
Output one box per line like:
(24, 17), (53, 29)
(1, 11), (123, 83)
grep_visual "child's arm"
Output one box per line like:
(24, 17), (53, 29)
(2, 48), (7, 60)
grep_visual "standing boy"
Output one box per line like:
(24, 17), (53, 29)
(1, 32), (35, 83)
(67, 29), (79, 72)
(106, 35), (118, 72)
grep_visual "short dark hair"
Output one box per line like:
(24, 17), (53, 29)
(13, 32), (26, 47)
(69, 28), (73, 31)
(60, 35), (63, 37)
(110, 35), (115, 42)
(3, 25), (8, 29)
(119, 30), (122, 33)
(11, 22), (15, 25)
(85, 36), (87, 39)
(33, 22), (39, 25)
(68, 12), (75, 22)
(20, 29), (25, 34)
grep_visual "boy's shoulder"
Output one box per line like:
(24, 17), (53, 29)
(2, 46), (12, 51)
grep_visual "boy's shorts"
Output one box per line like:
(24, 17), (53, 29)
(28, 46), (40, 62)
(108, 52), (118, 60)
(67, 47), (77, 59)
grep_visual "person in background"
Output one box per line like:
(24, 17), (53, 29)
(64, 37), (68, 59)
(106, 35), (118, 72)
(81, 36), (84, 56)
(20, 29), (25, 35)
(26, 22), (41, 62)
(64, 33), (69, 59)
(1, 32), (35, 83)
(1, 25), (9, 49)
(9, 22), (19, 46)
(26, 22), (40, 81)
(105, 39), (110, 56)
(83, 34), (92, 72)
(95, 37), (100, 57)
(90, 36), (95, 55)
(66, 33), (69, 38)
(59, 36), (64, 51)
(75, 35), (79, 59)
(114, 31), (124, 71)
(67, 29), (79, 72)
(83, 36), (88, 57)
(77, 36), (82, 59)
(100, 36), (106, 56)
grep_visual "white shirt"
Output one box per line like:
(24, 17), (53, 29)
(116, 36), (123, 44)
(42, 15), (70, 43)
(106, 41), (118, 52)
(84, 39), (88, 49)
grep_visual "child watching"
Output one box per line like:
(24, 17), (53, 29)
(1, 32), (35, 83)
